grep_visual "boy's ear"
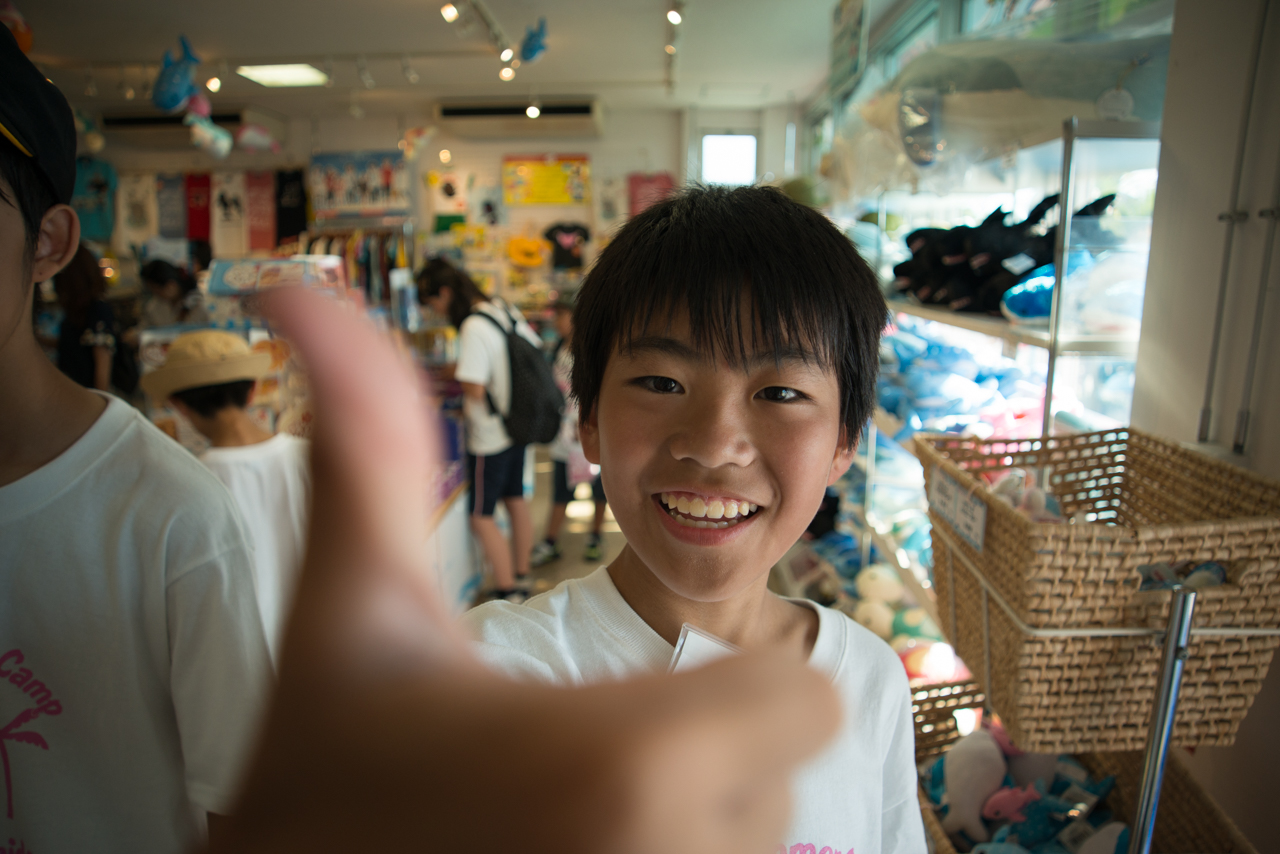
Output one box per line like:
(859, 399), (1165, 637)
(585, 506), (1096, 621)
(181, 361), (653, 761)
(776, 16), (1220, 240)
(826, 432), (858, 487)
(31, 205), (80, 287)
(580, 403), (601, 465)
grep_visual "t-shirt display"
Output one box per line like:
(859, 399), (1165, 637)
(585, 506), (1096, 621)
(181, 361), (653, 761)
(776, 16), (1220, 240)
(464, 567), (927, 854)
(0, 395), (271, 853)
(211, 171), (248, 259)
(245, 171), (277, 252)
(544, 223), (591, 269)
(70, 157), (117, 243)
(200, 434), (311, 664)
(155, 173), (187, 239)
(113, 172), (159, 258)
(274, 169), (307, 243)
(185, 173), (211, 242)
(454, 301), (543, 457)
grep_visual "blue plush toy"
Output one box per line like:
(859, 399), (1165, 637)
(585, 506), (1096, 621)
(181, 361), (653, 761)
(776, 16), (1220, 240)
(152, 35), (201, 112)
(519, 17), (547, 62)
(990, 781), (1079, 849)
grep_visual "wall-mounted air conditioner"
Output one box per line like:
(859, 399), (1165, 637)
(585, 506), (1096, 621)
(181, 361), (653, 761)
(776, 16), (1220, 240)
(434, 99), (602, 139)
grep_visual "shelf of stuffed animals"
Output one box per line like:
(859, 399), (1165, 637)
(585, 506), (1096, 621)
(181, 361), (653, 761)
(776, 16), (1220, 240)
(888, 301), (1139, 357)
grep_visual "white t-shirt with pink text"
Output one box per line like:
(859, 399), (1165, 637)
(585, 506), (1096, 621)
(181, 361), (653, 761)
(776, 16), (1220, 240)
(464, 567), (927, 854)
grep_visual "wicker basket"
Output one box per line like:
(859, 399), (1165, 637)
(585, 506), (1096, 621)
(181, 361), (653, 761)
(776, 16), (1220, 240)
(911, 681), (1258, 854)
(914, 428), (1280, 753)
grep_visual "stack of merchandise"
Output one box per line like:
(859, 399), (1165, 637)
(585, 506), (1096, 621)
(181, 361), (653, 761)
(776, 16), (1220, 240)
(921, 720), (1132, 854)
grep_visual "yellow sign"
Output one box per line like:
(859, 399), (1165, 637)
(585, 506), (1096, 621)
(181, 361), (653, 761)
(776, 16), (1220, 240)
(502, 154), (590, 206)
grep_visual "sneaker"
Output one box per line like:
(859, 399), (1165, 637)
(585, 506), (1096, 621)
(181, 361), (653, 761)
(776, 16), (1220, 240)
(583, 537), (602, 562)
(530, 541), (561, 567)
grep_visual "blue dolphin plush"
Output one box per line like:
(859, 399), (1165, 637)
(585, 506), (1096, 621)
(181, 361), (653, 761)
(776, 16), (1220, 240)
(520, 18), (547, 62)
(152, 35), (201, 112)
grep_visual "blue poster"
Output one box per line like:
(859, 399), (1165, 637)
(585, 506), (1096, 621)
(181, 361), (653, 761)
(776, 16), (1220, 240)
(308, 151), (410, 220)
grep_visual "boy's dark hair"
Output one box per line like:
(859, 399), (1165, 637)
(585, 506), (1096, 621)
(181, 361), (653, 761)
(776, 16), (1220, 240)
(416, 256), (487, 329)
(171, 380), (255, 419)
(571, 185), (887, 448)
(0, 136), (58, 267)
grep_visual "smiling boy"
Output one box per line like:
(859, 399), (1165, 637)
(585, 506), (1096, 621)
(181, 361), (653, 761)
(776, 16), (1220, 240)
(464, 186), (925, 854)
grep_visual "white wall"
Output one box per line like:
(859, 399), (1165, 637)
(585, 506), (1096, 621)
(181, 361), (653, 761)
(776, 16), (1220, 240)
(1131, 0), (1280, 848)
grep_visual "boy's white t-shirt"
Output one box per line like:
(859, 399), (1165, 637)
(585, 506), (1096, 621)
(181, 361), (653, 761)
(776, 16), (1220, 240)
(453, 300), (543, 457)
(464, 567), (926, 854)
(200, 433), (311, 663)
(0, 395), (272, 854)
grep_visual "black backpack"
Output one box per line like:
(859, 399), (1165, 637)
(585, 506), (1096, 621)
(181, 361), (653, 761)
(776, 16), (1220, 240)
(474, 304), (564, 446)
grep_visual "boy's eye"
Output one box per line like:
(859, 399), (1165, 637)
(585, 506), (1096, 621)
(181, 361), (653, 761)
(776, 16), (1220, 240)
(757, 386), (806, 403)
(636, 376), (684, 394)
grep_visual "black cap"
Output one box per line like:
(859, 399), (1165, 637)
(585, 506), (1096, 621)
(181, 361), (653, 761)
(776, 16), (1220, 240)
(0, 26), (77, 205)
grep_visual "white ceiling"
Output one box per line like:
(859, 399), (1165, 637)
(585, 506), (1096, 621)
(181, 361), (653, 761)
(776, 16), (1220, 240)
(27, 0), (848, 119)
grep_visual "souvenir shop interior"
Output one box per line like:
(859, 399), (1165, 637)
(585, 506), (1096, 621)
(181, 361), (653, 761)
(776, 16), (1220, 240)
(16, 0), (1280, 851)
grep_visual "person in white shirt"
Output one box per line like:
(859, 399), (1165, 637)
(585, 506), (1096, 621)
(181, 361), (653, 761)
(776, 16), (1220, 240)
(419, 257), (541, 601)
(141, 329), (310, 663)
(0, 37), (270, 852)
(464, 186), (927, 854)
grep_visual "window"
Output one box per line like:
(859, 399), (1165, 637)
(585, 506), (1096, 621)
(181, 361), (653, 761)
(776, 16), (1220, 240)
(700, 134), (758, 186)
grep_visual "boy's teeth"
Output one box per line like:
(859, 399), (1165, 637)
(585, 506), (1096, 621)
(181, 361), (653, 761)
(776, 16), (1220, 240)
(660, 492), (761, 522)
(707, 500), (724, 519)
(724, 500), (739, 519)
(689, 497), (707, 518)
(676, 496), (691, 514)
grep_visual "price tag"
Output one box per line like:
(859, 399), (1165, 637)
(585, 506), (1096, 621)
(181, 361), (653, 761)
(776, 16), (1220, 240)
(929, 466), (987, 552)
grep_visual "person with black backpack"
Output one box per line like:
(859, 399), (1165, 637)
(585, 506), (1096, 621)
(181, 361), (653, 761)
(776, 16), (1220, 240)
(418, 257), (562, 603)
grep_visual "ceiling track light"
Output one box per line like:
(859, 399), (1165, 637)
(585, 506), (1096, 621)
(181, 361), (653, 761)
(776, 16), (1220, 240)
(206, 75), (221, 93)
(441, 3), (460, 22)
(499, 66), (515, 81)
(499, 46), (514, 62)
(667, 2), (684, 25)
(401, 55), (420, 84)
(526, 101), (541, 118)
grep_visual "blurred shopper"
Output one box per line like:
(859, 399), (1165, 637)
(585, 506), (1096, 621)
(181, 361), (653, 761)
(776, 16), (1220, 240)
(418, 257), (541, 600)
(52, 243), (115, 391)
(531, 290), (609, 566)
(139, 258), (208, 328)
(0, 30), (270, 851)
(142, 330), (310, 664)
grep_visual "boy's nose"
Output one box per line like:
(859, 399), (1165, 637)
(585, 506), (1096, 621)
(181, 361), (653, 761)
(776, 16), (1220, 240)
(667, 393), (755, 470)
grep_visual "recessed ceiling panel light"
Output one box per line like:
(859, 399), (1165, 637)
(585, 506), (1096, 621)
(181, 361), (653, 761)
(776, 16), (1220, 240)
(441, 3), (459, 22)
(236, 64), (330, 87)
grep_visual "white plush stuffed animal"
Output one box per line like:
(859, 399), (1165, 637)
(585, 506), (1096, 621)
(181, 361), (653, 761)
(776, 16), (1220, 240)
(941, 728), (1007, 844)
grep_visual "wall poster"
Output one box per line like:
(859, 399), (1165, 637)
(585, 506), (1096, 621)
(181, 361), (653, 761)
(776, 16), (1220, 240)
(308, 151), (410, 220)
(502, 154), (590, 206)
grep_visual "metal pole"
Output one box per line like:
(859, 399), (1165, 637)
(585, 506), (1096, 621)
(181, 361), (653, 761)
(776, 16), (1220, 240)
(1042, 118), (1077, 439)
(1198, 0), (1270, 442)
(1129, 587), (1198, 854)
(1232, 136), (1280, 454)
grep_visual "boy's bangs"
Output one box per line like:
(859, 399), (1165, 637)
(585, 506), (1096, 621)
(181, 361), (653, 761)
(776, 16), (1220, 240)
(618, 274), (836, 371)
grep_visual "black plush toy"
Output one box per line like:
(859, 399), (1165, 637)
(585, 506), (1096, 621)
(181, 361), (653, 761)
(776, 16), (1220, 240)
(893, 193), (1118, 315)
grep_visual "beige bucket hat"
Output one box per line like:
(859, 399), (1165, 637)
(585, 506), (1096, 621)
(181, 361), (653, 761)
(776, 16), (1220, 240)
(140, 329), (272, 400)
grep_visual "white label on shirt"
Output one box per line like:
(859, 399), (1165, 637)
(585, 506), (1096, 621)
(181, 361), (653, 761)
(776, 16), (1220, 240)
(669, 624), (741, 673)
(929, 466), (987, 552)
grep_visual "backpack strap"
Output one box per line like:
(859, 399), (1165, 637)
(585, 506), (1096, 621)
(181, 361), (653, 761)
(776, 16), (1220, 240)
(471, 307), (512, 418)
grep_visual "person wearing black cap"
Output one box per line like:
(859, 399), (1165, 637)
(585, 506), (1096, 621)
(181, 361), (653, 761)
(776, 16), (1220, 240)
(0, 27), (272, 852)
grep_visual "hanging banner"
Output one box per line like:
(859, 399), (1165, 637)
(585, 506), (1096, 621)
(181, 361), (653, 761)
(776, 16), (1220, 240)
(245, 171), (277, 251)
(308, 151), (410, 220)
(502, 154), (590, 206)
